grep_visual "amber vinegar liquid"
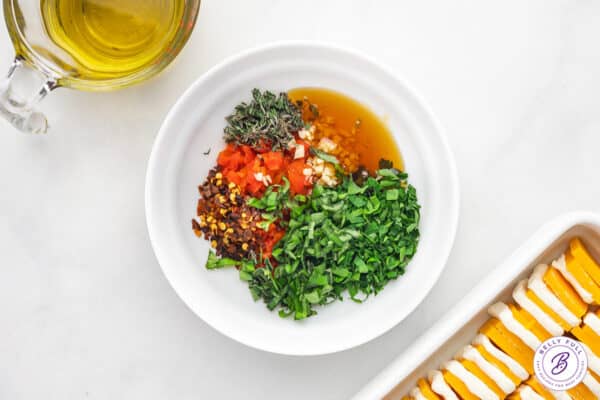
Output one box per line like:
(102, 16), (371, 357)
(39, 0), (185, 82)
(289, 87), (404, 173)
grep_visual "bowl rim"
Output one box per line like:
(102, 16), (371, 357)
(145, 40), (460, 355)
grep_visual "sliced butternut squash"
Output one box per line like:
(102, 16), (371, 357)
(525, 376), (554, 400)
(571, 324), (600, 357)
(524, 287), (571, 330)
(570, 238), (600, 286)
(473, 344), (522, 386)
(509, 304), (552, 341)
(442, 370), (478, 400)
(460, 359), (505, 398)
(479, 318), (534, 374)
(567, 381), (597, 400)
(543, 266), (587, 318)
(565, 251), (600, 304)
(416, 379), (441, 400)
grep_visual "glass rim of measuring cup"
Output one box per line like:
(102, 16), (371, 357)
(0, 0), (201, 135)
(3, 0), (201, 91)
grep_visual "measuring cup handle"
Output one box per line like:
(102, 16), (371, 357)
(0, 57), (57, 134)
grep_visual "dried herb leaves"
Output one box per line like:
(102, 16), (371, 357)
(224, 89), (304, 151)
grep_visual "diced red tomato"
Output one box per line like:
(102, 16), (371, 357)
(262, 224), (286, 260)
(262, 151), (284, 172)
(240, 145), (256, 164)
(271, 171), (284, 185)
(217, 139), (312, 201)
(217, 144), (245, 170)
(217, 144), (257, 171)
(213, 139), (319, 267)
(287, 159), (310, 195)
(245, 167), (264, 196)
(246, 180), (263, 196)
(224, 170), (242, 185)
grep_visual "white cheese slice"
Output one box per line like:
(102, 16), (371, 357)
(472, 334), (529, 380)
(442, 360), (499, 400)
(528, 264), (580, 328)
(518, 385), (545, 400)
(409, 387), (427, 400)
(581, 342), (600, 377)
(513, 279), (564, 336)
(583, 312), (600, 336)
(582, 372), (600, 397)
(428, 370), (459, 400)
(456, 345), (515, 394)
(488, 302), (541, 350)
(549, 388), (573, 400)
(552, 255), (594, 304)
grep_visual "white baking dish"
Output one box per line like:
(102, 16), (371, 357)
(353, 211), (600, 400)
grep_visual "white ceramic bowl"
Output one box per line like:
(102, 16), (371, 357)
(145, 42), (459, 355)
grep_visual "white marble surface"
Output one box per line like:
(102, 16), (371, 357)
(2, 1), (600, 399)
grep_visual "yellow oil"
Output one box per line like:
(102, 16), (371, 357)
(289, 87), (404, 173)
(39, 0), (185, 80)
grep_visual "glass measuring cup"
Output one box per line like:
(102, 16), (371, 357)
(1, 0), (201, 134)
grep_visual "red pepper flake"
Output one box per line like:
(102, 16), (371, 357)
(192, 168), (262, 260)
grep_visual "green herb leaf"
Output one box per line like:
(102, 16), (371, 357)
(309, 147), (340, 164)
(305, 291), (321, 304)
(206, 251), (239, 269)
(236, 168), (420, 320)
(224, 89), (304, 151)
(386, 189), (399, 200)
(354, 257), (369, 273)
(247, 177), (302, 232)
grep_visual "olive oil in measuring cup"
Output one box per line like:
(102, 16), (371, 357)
(1, 0), (200, 133)
(40, 0), (185, 81)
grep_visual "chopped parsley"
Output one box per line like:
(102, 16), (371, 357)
(238, 168), (420, 320)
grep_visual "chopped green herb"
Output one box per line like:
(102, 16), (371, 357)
(206, 251), (240, 269)
(246, 177), (302, 232)
(310, 147), (339, 164)
(243, 169), (420, 320)
(224, 89), (304, 151)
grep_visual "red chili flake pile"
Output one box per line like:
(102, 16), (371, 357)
(192, 168), (262, 260)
